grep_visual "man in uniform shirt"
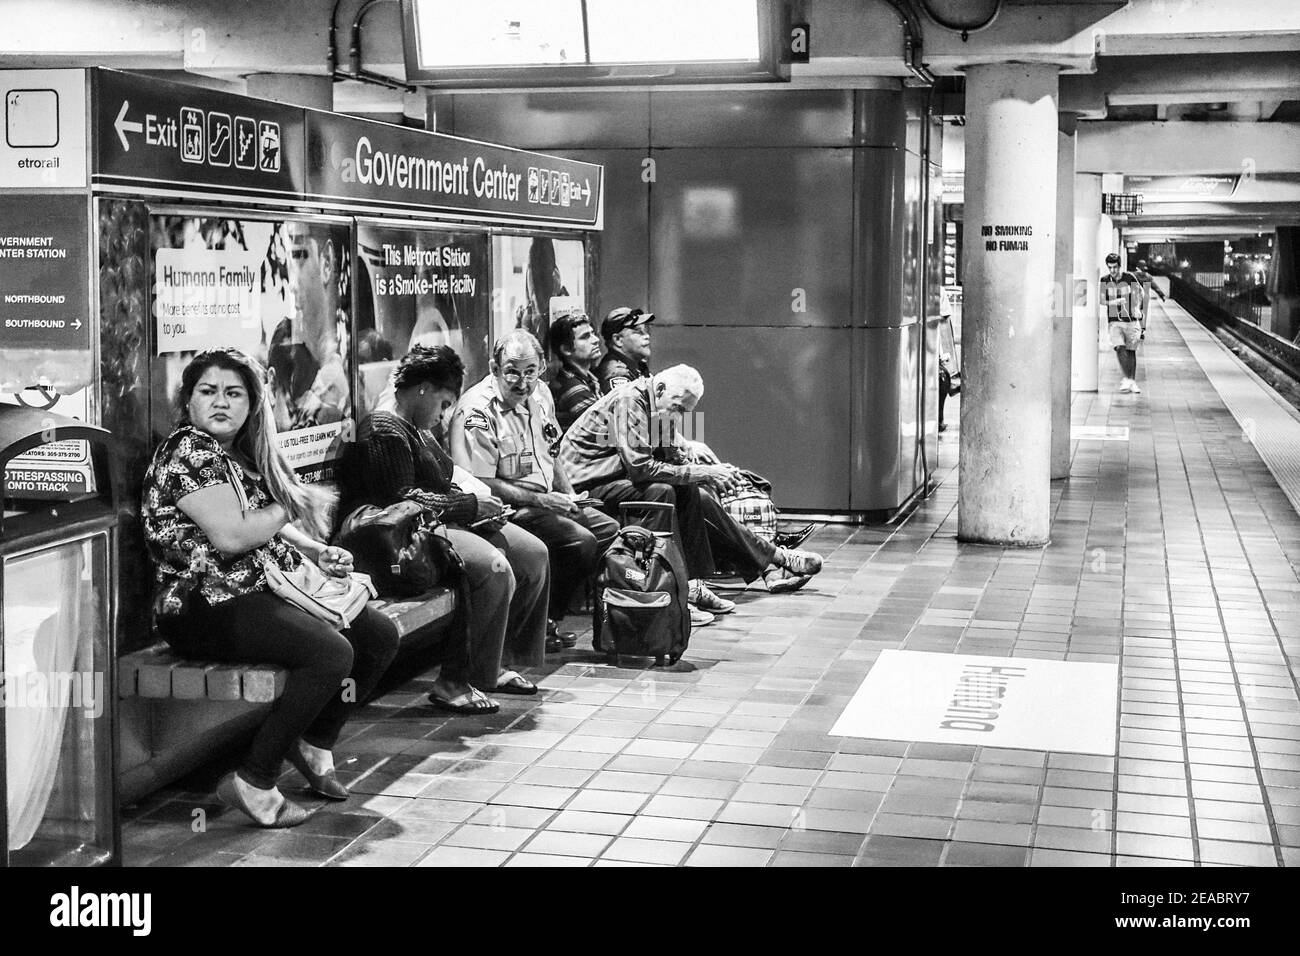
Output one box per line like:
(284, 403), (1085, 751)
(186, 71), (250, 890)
(548, 310), (603, 432)
(1100, 252), (1145, 393)
(449, 330), (619, 651)
(596, 306), (654, 394)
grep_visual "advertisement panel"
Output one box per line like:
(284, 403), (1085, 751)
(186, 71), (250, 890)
(150, 213), (352, 482)
(491, 234), (587, 357)
(354, 222), (490, 416)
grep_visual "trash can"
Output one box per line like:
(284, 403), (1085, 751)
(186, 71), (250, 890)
(0, 405), (120, 866)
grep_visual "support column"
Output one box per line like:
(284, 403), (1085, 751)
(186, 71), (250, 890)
(1052, 117), (1076, 480)
(245, 73), (333, 110)
(958, 63), (1059, 547)
(1072, 173), (1102, 392)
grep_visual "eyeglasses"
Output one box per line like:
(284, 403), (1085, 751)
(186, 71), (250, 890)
(501, 368), (540, 385)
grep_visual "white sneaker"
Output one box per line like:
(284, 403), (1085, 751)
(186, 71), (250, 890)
(1129, 380), (1142, 393)
(1118, 379), (1133, 393)
(689, 606), (716, 627)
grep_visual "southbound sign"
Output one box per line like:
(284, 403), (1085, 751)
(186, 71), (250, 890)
(0, 194), (90, 351)
(92, 70), (305, 199)
(306, 112), (602, 227)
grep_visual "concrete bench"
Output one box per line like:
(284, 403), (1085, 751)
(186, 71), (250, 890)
(118, 588), (457, 805)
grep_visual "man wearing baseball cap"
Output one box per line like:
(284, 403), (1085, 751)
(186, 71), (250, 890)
(596, 306), (654, 394)
(1100, 253), (1144, 393)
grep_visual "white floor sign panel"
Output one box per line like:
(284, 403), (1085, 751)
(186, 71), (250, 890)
(830, 650), (1119, 756)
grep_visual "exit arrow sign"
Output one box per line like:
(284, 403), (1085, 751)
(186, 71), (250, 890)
(114, 100), (142, 151)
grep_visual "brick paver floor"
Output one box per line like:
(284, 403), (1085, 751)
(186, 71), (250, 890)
(122, 297), (1300, 867)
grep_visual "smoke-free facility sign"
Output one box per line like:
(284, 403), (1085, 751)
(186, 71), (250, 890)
(830, 650), (1118, 755)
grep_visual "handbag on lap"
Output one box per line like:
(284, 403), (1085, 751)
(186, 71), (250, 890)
(334, 500), (450, 598)
(263, 559), (377, 629)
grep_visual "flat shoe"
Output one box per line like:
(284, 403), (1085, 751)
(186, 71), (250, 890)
(428, 688), (500, 715)
(216, 773), (314, 829)
(495, 670), (539, 695)
(287, 744), (349, 801)
(764, 566), (812, 594)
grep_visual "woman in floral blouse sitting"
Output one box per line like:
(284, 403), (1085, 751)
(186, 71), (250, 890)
(142, 347), (399, 828)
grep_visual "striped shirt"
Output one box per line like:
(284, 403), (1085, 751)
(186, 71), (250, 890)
(1100, 271), (1140, 321)
(558, 378), (705, 490)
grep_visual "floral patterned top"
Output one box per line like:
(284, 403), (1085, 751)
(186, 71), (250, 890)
(142, 425), (301, 615)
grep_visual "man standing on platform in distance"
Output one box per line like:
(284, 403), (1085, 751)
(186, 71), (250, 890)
(1132, 258), (1166, 323)
(1100, 253), (1144, 394)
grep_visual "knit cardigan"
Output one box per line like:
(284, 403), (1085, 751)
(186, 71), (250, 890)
(337, 410), (479, 527)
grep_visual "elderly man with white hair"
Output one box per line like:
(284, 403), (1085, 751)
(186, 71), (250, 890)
(560, 364), (823, 625)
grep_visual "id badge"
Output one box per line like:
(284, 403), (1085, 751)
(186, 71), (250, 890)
(517, 448), (536, 477)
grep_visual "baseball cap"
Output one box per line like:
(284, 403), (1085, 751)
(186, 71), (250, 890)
(601, 306), (655, 340)
(1105, 253), (1121, 265)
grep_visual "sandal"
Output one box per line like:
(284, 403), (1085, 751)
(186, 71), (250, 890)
(427, 687), (500, 715)
(495, 670), (539, 696)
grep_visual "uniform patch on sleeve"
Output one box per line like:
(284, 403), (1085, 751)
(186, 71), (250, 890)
(463, 410), (491, 431)
(607, 376), (630, 390)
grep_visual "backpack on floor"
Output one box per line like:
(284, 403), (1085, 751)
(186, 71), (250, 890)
(592, 524), (691, 667)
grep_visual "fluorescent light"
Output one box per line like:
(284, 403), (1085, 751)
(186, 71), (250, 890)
(412, 0), (586, 67)
(586, 0), (761, 64)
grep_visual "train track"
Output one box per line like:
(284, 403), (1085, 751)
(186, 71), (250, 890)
(1168, 276), (1300, 387)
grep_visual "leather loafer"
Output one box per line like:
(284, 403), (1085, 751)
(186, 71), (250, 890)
(547, 619), (578, 650)
(216, 773), (315, 828)
(287, 745), (350, 801)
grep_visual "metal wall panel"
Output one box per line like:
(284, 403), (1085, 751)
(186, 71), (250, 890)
(851, 323), (923, 511)
(650, 325), (852, 511)
(651, 90), (855, 147)
(854, 147), (906, 328)
(854, 89), (907, 149)
(444, 91), (650, 149)
(649, 149), (854, 327)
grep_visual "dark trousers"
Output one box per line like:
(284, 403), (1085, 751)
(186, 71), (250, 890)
(511, 505), (619, 618)
(938, 368), (951, 426)
(578, 477), (776, 582)
(158, 592), (400, 790)
(439, 522), (549, 684)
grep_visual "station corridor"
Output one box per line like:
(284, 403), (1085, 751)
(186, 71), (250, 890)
(120, 295), (1300, 867)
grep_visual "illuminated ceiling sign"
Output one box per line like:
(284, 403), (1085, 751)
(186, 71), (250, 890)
(81, 70), (601, 227)
(305, 112), (603, 226)
(400, 0), (787, 86)
(1124, 175), (1240, 202)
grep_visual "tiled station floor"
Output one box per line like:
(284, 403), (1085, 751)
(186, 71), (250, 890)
(122, 299), (1300, 867)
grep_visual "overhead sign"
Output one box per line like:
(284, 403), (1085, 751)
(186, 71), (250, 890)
(830, 650), (1119, 755)
(305, 112), (603, 226)
(1, 69), (88, 189)
(92, 69), (304, 199)
(1125, 175), (1240, 201)
(0, 194), (90, 351)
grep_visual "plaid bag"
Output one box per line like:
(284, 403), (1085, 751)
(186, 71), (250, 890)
(720, 470), (779, 542)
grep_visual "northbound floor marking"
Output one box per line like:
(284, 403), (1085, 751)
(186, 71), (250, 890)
(830, 650), (1119, 756)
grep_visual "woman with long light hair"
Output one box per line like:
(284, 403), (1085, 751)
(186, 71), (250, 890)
(142, 347), (399, 828)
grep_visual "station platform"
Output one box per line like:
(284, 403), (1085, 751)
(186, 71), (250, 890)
(121, 294), (1300, 867)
